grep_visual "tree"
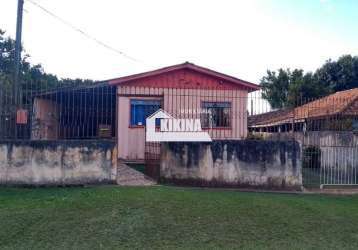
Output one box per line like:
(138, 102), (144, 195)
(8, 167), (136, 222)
(260, 68), (330, 108)
(260, 69), (290, 109)
(261, 54), (358, 108)
(0, 29), (16, 87)
(287, 72), (330, 106)
(315, 55), (358, 92)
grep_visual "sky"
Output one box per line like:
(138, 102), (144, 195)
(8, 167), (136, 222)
(0, 0), (358, 83)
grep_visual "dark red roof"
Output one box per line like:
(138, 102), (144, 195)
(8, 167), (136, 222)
(108, 62), (260, 92)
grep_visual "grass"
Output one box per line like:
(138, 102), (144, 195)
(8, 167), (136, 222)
(1, 186), (358, 250)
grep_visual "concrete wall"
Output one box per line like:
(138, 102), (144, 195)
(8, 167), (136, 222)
(117, 86), (248, 161)
(161, 140), (302, 190)
(252, 131), (358, 170)
(0, 140), (117, 186)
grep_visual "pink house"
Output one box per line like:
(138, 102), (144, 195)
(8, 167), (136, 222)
(31, 62), (259, 163)
(109, 62), (260, 162)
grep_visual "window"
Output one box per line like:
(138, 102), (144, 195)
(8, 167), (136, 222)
(201, 102), (231, 128)
(130, 99), (161, 126)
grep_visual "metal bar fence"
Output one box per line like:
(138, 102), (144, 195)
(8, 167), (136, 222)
(0, 79), (117, 140)
(1, 79), (358, 187)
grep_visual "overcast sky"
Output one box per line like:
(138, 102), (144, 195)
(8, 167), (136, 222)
(1, 0), (357, 83)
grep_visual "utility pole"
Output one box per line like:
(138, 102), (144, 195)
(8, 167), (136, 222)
(14, 0), (24, 139)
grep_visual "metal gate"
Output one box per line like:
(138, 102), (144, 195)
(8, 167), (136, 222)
(144, 142), (161, 180)
(302, 131), (358, 188)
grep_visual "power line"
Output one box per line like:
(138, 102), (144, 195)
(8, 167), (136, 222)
(25, 0), (142, 63)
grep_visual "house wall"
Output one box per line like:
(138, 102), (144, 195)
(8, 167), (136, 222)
(117, 95), (160, 161)
(160, 140), (302, 190)
(117, 87), (248, 161)
(0, 140), (117, 186)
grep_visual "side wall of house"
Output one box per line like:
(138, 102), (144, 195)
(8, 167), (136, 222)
(117, 87), (248, 161)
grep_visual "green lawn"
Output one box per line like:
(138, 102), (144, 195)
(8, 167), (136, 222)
(1, 186), (358, 250)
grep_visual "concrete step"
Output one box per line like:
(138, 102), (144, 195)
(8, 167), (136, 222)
(117, 162), (157, 186)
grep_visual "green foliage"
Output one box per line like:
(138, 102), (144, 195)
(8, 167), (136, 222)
(316, 55), (358, 92)
(261, 69), (290, 109)
(0, 29), (16, 87)
(247, 132), (264, 140)
(261, 55), (358, 108)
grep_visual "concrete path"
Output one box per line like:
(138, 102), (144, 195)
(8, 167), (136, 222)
(117, 162), (157, 186)
(303, 187), (358, 195)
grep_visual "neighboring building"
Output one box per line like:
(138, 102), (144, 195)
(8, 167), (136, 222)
(249, 88), (358, 134)
(31, 62), (260, 162)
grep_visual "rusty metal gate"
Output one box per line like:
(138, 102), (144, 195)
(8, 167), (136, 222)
(144, 142), (161, 180)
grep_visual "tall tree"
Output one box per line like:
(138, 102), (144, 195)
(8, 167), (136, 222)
(260, 69), (290, 109)
(0, 30), (16, 86)
(261, 54), (358, 108)
(287, 71), (330, 106)
(315, 55), (358, 92)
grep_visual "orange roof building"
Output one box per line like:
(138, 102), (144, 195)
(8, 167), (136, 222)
(249, 88), (358, 132)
